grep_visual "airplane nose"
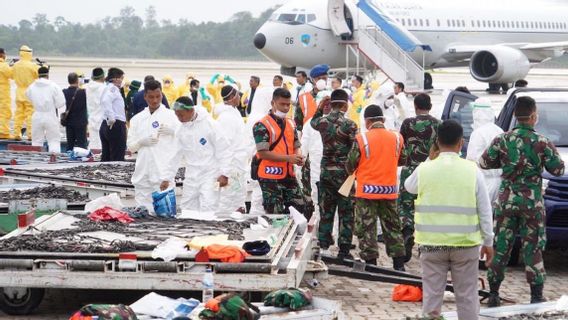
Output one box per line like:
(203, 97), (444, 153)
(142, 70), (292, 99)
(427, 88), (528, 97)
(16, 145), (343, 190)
(253, 33), (266, 50)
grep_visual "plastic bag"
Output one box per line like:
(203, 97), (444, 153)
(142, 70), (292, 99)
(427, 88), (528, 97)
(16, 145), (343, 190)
(130, 292), (182, 318)
(85, 193), (124, 213)
(88, 206), (134, 224)
(152, 188), (177, 218)
(151, 237), (189, 262)
(392, 285), (422, 302)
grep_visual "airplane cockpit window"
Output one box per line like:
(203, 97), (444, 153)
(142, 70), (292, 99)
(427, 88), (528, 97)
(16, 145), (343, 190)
(307, 14), (316, 23)
(297, 14), (306, 24)
(274, 13), (311, 25)
(277, 14), (297, 23)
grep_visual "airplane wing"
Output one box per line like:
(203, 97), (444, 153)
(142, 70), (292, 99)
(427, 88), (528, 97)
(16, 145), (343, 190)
(442, 42), (568, 63)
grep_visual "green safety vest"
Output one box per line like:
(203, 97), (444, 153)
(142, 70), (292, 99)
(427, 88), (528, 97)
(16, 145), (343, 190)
(415, 153), (482, 246)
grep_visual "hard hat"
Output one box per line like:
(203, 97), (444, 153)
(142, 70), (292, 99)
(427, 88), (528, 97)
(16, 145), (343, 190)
(19, 45), (32, 52)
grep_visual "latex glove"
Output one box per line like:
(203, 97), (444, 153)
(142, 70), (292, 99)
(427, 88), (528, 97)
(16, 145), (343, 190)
(158, 124), (175, 136)
(139, 135), (158, 147)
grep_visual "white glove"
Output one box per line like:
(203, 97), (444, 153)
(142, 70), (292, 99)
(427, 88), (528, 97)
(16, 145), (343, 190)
(139, 136), (158, 147)
(158, 124), (175, 136)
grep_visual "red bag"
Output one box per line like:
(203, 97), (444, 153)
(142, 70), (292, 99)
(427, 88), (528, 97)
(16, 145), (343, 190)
(392, 285), (423, 302)
(88, 206), (134, 224)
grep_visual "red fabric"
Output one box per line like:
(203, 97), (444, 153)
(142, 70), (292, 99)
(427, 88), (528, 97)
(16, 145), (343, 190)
(392, 285), (422, 302)
(204, 244), (249, 263)
(88, 206), (134, 224)
(69, 312), (94, 320)
(195, 247), (210, 262)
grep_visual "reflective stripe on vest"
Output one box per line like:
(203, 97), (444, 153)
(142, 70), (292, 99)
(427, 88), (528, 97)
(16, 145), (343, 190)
(355, 128), (402, 200)
(256, 115), (296, 180)
(415, 153), (482, 247)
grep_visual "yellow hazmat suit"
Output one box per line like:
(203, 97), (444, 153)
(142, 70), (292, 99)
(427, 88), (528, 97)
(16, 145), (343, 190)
(348, 86), (367, 126)
(0, 55), (13, 139)
(12, 46), (38, 139)
(177, 73), (195, 97)
(162, 75), (179, 106)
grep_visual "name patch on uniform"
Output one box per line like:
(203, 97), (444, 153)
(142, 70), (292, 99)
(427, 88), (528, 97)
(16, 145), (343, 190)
(152, 121), (159, 128)
(199, 138), (207, 145)
(265, 167), (283, 175)
(363, 185), (397, 194)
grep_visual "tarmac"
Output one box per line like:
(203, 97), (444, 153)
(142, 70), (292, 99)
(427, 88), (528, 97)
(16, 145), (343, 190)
(2, 58), (568, 319)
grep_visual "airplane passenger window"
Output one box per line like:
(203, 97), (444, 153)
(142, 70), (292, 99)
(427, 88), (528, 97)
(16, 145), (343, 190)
(408, 18), (412, 26)
(307, 14), (316, 23)
(483, 21), (486, 28)
(414, 19), (418, 26)
(437, 19), (440, 27)
(419, 19), (423, 27)
(401, 19), (406, 26)
(447, 19), (450, 27)
(426, 19), (430, 27)
(461, 20), (465, 27)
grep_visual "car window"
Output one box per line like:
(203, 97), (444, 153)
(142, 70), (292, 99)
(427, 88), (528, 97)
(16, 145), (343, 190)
(448, 96), (476, 141)
(510, 102), (568, 147)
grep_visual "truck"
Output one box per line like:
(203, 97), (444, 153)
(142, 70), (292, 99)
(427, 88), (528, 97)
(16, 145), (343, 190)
(442, 88), (568, 260)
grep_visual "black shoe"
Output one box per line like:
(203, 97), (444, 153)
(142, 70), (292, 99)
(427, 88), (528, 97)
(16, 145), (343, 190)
(365, 258), (377, 265)
(530, 284), (546, 304)
(337, 244), (354, 260)
(402, 228), (414, 263)
(393, 256), (406, 271)
(377, 234), (384, 243)
(487, 292), (501, 308)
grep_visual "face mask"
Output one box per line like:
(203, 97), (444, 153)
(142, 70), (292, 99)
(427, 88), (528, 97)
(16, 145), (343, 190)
(316, 79), (327, 91)
(275, 110), (287, 119)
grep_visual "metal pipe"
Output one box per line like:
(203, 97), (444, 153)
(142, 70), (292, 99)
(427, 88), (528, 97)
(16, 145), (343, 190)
(69, 260), (105, 272)
(0, 259), (33, 269)
(142, 261), (178, 273)
(215, 263), (272, 273)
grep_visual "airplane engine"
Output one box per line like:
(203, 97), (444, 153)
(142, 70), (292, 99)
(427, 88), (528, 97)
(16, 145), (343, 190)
(469, 46), (530, 83)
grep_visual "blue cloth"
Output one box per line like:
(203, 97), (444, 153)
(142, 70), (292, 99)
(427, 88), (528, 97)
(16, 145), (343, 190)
(309, 64), (330, 79)
(131, 90), (170, 118)
(152, 189), (177, 218)
(357, 0), (432, 52)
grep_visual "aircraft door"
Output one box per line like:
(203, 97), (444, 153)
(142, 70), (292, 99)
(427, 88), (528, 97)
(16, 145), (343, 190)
(328, 0), (353, 39)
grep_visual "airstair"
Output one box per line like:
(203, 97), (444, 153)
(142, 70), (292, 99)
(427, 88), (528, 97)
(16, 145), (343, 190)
(328, 0), (431, 90)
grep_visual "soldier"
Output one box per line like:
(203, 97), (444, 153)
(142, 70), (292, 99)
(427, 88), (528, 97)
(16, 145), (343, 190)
(346, 105), (406, 270)
(311, 90), (358, 259)
(252, 88), (307, 215)
(398, 93), (441, 262)
(480, 96), (565, 307)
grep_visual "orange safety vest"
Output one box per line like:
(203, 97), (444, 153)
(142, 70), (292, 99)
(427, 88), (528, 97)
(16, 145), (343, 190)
(256, 115), (296, 180)
(355, 128), (403, 200)
(298, 92), (317, 124)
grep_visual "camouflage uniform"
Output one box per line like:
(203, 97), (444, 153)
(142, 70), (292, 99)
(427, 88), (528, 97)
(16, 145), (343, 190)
(398, 115), (441, 245)
(480, 123), (565, 286)
(253, 114), (306, 215)
(311, 109), (358, 250)
(346, 127), (406, 261)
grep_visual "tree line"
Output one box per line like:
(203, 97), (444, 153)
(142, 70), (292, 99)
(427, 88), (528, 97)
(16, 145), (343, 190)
(0, 6), (276, 60)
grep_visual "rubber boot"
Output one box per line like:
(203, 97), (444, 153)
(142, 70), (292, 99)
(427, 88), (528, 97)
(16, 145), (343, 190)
(365, 258), (377, 266)
(393, 256), (406, 271)
(530, 284), (546, 304)
(337, 244), (354, 260)
(402, 227), (414, 263)
(487, 283), (501, 308)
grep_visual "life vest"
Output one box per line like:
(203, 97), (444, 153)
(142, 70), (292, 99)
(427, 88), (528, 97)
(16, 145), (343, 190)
(256, 115), (296, 180)
(414, 153), (482, 246)
(298, 92), (317, 124)
(354, 127), (402, 200)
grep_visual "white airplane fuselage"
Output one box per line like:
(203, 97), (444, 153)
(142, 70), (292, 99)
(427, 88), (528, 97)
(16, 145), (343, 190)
(254, 0), (568, 81)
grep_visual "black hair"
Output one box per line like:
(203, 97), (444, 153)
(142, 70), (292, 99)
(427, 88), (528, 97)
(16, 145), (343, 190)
(438, 119), (463, 147)
(295, 71), (307, 78)
(221, 85), (237, 101)
(0, 48), (5, 54)
(414, 93), (432, 111)
(274, 75), (283, 81)
(353, 75), (363, 84)
(514, 96), (537, 119)
(364, 104), (384, 120)
(394, 82), (405, 91)
(190, 79), (200, 87)
(176, 95), (194, 106)
(272, 87), (291, 100)
(454, 86), (470, 94)
(251, 76), (260, 83)
(144, 80), (162, 92)
(67, 72), (79, 85)
(106, 67), (124, 82)
(143, 75), (155, 83)
(330, 89), (349, 109)
(515, 79), (528, 88)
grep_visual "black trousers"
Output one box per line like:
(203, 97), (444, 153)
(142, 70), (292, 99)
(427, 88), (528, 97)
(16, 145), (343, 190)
(99, 120), (126, 162)
(66, 124), (87, 151)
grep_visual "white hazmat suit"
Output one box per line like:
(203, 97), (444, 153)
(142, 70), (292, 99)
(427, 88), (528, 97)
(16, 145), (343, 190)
(215, 102), (253, 213)
(466, 99), (504, 202)
(128, 104), (180, 213)
(85, 80), (106, 150)
(168, 106), (232, 212)
(25, 78), (65, 153)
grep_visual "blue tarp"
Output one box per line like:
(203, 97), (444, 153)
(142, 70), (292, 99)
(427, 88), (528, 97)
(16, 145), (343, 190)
(358, 0), (432, 52)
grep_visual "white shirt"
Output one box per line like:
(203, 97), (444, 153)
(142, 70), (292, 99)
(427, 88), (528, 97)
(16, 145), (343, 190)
(101, 83), (126, 122)
(26, 78), (65, 114)
(404, 152), (494, 247)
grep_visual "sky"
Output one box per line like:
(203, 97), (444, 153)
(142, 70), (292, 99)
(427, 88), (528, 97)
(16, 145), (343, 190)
(0, 0), (285, 26)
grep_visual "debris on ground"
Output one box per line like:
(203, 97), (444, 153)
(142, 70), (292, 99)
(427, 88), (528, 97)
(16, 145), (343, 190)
(0, 185), (89, 202)
(498, 312), (568, 320)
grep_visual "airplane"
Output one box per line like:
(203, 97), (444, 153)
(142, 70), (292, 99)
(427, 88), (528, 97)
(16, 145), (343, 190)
(253, 0), (568, 90)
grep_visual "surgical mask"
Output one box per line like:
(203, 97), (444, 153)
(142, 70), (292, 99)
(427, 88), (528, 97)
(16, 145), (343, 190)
(316, 79), (327, 91)
(274, 110), (287, 119)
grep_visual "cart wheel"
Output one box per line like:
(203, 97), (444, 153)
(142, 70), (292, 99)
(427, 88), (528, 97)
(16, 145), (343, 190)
(0, 287), (45, 315)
